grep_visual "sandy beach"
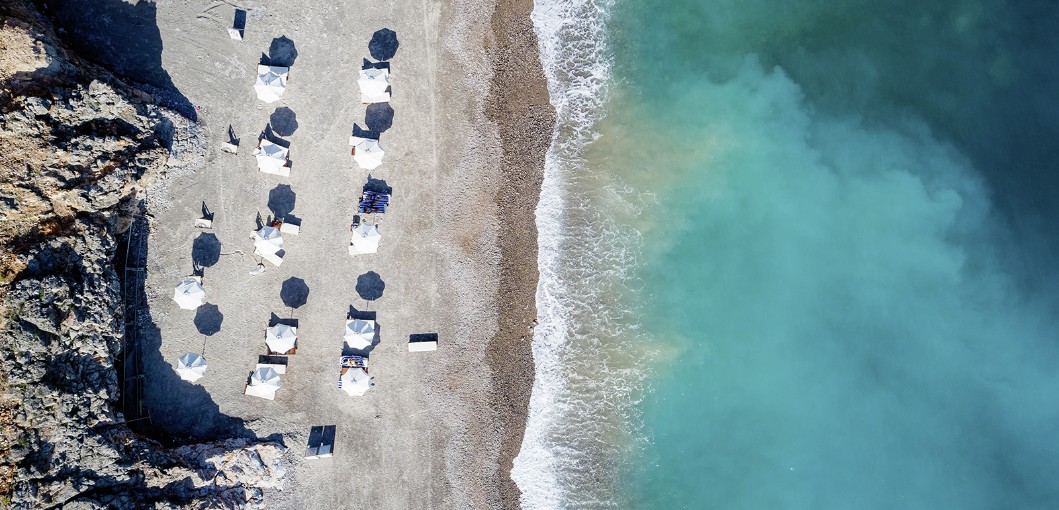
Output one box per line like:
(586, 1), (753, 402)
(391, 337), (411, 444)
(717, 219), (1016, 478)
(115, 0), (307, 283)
(123, 0), (549, 507)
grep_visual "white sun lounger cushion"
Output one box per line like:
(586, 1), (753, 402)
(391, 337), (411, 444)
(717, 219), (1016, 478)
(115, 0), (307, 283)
(256, 249), (284, 267)
(256, 363), (287, 375)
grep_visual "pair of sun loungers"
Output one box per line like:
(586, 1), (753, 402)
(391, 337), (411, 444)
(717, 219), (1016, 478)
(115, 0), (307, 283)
(358, 190), (390, 214)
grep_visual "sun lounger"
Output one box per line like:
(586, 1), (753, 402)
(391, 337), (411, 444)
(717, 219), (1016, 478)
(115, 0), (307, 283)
(408, 333), (439, 352)
(256, 248), (283, 267)
(279, 222), (300, 235)
(259, 164), (291, 177)
(358, 191), (391, 214)
(256, 363), (287, 375)
(254, 140), (291, 176)
(305, 425), (336, 459)
(337, 356), (367, 389)
(316, 442), (332, 457)
(244, 384), (276, 400)
(361, 92), (391, 104)
(194, 218), (213, 229)
(266, 346), (297, 356)
(408, 340), (437, 352)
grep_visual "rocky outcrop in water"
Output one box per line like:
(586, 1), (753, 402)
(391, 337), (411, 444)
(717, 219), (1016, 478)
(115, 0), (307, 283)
(0, 2), (286, 508)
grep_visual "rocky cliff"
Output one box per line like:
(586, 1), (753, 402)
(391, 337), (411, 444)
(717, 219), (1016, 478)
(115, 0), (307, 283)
(0, 2), (286, 508)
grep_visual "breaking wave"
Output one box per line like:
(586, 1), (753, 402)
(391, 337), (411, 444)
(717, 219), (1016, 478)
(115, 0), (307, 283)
(513, 0), (650, 507)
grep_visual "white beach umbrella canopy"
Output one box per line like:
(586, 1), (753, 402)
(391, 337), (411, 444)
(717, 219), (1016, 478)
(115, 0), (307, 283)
(344, 319), (376, 349)
(176, 352), (207, 382)
(253, 226), (284, 255)
(246, 366), (282, 399)
(172, 278), (205, 310)
(353, 138), (385, 170)
(265, 324), (297, 353)
(349, 223), (382, 255)
(254, 65), (289, 103)
(357, 68), (390, 98)
(340, 367), (373, 396)
(253, 140), (289, 173)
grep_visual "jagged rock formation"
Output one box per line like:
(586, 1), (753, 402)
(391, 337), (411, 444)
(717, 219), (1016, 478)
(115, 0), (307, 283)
(0, 2), (287, 508)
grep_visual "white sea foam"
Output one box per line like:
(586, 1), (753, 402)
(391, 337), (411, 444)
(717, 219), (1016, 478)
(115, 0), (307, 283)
(513, 0), (650, 507)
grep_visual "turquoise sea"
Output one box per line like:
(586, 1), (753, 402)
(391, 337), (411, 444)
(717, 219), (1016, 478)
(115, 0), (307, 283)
(514, 1), (1059, 508)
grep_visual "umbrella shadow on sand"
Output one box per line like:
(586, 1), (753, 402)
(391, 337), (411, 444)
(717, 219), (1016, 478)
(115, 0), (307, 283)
(267, 184), (297, 221)
(355, 271), (385, 302)
(365, 103), (394, 134)
(194, 303), (223, 337)
(194, 303), (223, 356)
(269, 107), (298, 137)
(363, 176), (393, 195)
(261, 35), (298, 67)
(280, 277), (310, 312)
(368, 28), (399, 61)
(191, 232), (221, 276)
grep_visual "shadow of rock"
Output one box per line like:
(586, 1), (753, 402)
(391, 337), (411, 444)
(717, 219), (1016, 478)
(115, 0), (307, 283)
(280, 277), (309, 310)
(267, 184), (296, 220)
(141, 303), (253, 441)
(268, 107), (298, 137)
(194, 303), (223, 337)
(368, 28), (399, 61)
(192, 233), (221, 269)
(116, 215), (254, 441)
(365, 103), (394, 134)
(43, 0), (197, 120)
(263, 36), (298, 67)
(355, 271), (385, 301)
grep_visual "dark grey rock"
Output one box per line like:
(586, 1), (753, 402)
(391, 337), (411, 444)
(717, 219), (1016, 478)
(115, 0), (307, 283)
(0, 2), (287, 508)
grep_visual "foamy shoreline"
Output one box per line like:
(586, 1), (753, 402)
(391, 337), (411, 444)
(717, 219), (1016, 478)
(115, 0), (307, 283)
(482, 0), (556, 507)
